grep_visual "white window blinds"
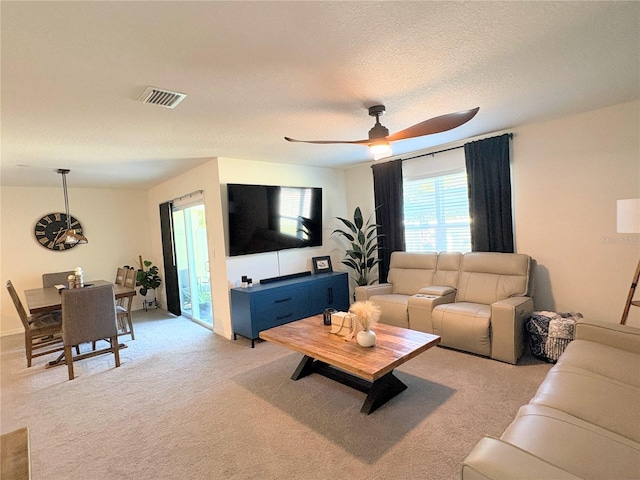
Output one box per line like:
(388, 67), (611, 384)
(403, 169), (471, 253)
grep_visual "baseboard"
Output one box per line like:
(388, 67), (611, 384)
(1, 327), (24, 338)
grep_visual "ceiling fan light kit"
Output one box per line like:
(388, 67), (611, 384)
(369, 140), (392, 160)
(285, 105), (480, 161)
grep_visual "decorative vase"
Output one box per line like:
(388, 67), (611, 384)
(357, 329), (376, 347)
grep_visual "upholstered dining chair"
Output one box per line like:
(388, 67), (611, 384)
(42, 271), (74, 288)
(115, 268), (136, 340)
(61, 284), (120, 380)
(42, 271), (75, 321)
(6, 280), (64, 367)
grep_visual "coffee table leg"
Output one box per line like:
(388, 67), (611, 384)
(291, 356), (408, 414)
(361, 371), (407, 415)
(291, 355), (316, 380)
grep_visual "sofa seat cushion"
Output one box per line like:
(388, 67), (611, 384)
(432, 302), (491, 357)
(369, 294), (410, 328)
(501, 404), (640, 480)
(529, 351), (640, 442)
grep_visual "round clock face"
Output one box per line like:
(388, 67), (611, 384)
(34, 213), (83, 251)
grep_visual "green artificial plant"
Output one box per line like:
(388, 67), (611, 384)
(136, 259), (162, 296)
(332, 206), (382, 286)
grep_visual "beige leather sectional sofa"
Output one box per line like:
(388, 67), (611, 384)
(461, 319), (640, 479)
(355, 251), (534, 364)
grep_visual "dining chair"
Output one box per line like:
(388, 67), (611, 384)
(42, 271), (74, 288)
(61, 284), (120, 380)
(114, 267), (128, 286)
(115, 268), (136, 340)
(6, 280), (64, 367)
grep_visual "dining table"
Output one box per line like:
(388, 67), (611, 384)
(24, 280), (136, 315)
(23, 280), (136, 367)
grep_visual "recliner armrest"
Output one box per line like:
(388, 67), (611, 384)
(461, 437), (582, 480)
(354, 283), (393, 301)
(575, 319), (640, 354)
(491, 296), (534, 364)
(418, 285), (456, 296)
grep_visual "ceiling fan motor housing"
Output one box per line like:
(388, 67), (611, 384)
(368, 105), (389, 140)
(368, 123), (389, 140)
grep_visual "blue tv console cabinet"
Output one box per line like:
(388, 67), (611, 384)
(231, 272), (350, 347)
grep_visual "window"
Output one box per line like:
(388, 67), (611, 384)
(403, 169), (471, 253)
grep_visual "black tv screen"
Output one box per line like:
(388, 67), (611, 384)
(227, 184), (323, 256)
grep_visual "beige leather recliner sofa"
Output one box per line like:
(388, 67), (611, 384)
(461, 319), (640, 479)
(354, 251), (461, 329)
(357, 251), (534, 364)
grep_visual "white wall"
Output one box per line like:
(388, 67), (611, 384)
(345, 100), (640, 327)
(146, 157), (348, 341)
(1, 186), (151, 335)
(146, 159), (231, 339)
(514, 101), (640, 326)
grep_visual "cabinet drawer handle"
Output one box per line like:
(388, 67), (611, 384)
(276, 314), (292, 320)
(274, 297), (292, 303)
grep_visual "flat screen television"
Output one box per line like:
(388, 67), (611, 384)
(227, 184), (323, 256)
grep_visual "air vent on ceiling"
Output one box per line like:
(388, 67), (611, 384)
(138, 87), (187, 109)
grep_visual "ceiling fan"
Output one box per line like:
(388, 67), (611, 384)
(285, 105), (479, 160)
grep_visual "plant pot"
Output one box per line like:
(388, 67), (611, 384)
(143, 290), (157, 311)
(356, 329), (376, 347)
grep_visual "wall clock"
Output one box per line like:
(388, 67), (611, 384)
(34, 213), (83, 251)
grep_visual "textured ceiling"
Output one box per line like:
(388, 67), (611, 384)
(1, 1), (639, 188)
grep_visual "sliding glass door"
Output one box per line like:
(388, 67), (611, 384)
(172, 196), (212, 328)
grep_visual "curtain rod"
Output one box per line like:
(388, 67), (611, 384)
(399, 132), (513, 162)
(172, 190), (204, 204)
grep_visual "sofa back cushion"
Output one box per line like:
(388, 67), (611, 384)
(456, 252), (530, 304)
(434, 252), (463, 287)
(388, 252), (438, 295)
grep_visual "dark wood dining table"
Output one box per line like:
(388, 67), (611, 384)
(24, 280), (136, 314)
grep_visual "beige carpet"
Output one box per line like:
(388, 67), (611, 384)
(1, 310), (552, 479)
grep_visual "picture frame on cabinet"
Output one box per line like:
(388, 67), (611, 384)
(312, 256), (333, 274)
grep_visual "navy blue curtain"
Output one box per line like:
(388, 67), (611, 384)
(371, 159), (405, 283)
(464, 133), (514, 253)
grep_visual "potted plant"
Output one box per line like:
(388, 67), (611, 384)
(332, 206), (382, 286)
(136, 258), (162, 310)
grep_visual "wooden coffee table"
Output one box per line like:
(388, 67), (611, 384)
(259, 315), (440, 414)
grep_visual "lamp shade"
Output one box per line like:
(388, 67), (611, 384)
(617, 198), (640, 233)
(56, 229), (88, 245)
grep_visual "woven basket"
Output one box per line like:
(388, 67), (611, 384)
(526, 311), (582, 363)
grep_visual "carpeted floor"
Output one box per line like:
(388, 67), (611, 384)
(1, 310), (552, 479)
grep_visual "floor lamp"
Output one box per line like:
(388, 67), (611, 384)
(618, 198), (640, 325)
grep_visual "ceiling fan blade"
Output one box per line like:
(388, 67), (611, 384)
(284, 137), (370, 145)
(386, 107), (479, 142)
